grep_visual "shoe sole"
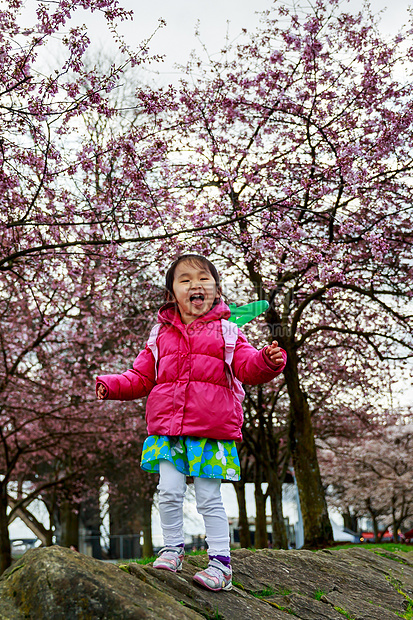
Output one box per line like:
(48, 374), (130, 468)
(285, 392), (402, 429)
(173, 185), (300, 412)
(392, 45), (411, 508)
(153, 563), (183, 572)
(193, 575), (232, 591)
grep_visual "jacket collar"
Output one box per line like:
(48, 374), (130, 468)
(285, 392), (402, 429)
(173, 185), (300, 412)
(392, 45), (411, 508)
(157, 299), (231, 328)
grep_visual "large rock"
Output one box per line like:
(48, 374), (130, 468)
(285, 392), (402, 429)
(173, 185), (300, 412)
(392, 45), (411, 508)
(0, 545), (412, 619)
(0, 546), (200, 619)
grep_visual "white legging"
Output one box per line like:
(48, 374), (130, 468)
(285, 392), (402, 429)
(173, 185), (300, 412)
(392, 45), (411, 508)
(157, 459), (230, 556)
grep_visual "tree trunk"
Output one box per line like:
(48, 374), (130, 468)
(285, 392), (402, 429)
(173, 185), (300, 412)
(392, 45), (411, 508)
(233, 480), (250, 548)
(377, 528), (385, 542)
(0, 486), (11, 574)
(266, 468), (289, 549)
(371, 515), (379, 542)
(41, 488), (59, 546)
(283, 347), (333, 547)
(109, 492), (141, 560)
(81, 492), (102, 559)
(141, 496), (154, 558)
(342, 508), (358, 533)
(391, 496), (404, 544)
(60, 500), (79, 549)
(44, 529), (53, 546)
(254, 464), (268, 549)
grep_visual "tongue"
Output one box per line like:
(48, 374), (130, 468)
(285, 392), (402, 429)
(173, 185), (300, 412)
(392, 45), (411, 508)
(191, 298), (204, 307)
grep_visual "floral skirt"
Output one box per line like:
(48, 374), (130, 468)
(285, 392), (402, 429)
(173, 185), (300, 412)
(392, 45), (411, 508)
(141, 435), (240, 481)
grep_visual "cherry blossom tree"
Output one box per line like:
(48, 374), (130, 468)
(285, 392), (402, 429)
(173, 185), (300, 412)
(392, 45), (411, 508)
(1, 169), (164, 569)
(142, 0), (413, 546)
(0, 0), (166, 572)
(0, 0), (171, 271)
(3, 0), (413, 562)
(0, 234), (162, 571)
(320, 417), (413, 542)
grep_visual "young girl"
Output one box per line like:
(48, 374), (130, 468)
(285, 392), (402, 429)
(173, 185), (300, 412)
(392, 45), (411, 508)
(96, 254), (286, 592)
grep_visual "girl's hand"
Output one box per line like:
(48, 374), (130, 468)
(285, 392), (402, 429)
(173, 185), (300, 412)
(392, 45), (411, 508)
(265, 341), (284, 365)
(97, 383), (108, 400)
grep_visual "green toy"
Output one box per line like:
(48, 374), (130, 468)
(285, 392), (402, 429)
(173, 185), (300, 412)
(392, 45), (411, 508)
(228, 300), (269, 327)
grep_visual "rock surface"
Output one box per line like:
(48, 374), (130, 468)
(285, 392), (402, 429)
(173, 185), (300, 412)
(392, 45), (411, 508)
(0, 545), (412, 619)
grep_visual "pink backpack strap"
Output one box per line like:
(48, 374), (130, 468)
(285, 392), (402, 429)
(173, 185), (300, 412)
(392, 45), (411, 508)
(146, 323), (162, 380)
(221, 319), (245, 402)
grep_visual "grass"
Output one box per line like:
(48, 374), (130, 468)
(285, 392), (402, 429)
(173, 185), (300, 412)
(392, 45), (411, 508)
(391, 583), (413, 619)
(314, 589), (326, 600)
(125, 543), (412, 565)
(401, 604), (413, 620)
(252, 587), (276, 598)
(395, 601), (413, 620)
(385, 569), (413, 620)
(129, 555), (157, 565)
(334, 606), (355, 619)
(252, 586), (293, 599)
(373, 550), (411, 565)
(123, 548), (209, 566)
(251, 587), (297, 615)
(332, 543), (412, 553)
(396, 604), (413, 620)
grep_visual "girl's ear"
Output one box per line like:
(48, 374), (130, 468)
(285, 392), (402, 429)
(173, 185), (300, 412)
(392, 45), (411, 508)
(164, 288), (175, 302)
(215, 285), (222, 300)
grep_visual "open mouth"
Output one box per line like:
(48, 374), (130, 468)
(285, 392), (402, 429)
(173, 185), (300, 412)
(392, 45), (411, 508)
(190, 293), (205, 306)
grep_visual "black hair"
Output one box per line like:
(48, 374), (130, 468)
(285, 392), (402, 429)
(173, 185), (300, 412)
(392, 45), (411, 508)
(164, 254), (221, 302)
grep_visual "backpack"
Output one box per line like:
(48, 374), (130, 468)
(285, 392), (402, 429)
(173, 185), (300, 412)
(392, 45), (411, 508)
(146, 319), (245, 403)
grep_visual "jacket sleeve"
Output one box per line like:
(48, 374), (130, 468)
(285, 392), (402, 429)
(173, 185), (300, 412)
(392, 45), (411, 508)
(232, 330), (287, 385)
(96, 345), (156, 401)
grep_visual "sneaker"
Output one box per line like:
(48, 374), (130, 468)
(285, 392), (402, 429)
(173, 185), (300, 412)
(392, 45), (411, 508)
(153, 546), (184, 572)
(193, 558), (232, 591)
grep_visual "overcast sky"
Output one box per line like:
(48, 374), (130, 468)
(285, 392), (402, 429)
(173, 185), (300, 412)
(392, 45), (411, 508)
(103, 0), (411, 82)
(20, 0), (411, 85)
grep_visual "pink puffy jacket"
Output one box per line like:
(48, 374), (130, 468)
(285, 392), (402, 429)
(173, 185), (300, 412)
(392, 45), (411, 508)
(96, 300), (287, 441)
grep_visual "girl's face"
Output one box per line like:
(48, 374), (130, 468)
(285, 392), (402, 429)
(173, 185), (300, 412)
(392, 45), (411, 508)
(172, 261), (220, 324)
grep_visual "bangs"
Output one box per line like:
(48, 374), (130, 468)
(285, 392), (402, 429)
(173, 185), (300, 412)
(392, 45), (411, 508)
(180, 257), (213, 275)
